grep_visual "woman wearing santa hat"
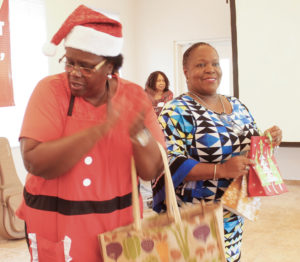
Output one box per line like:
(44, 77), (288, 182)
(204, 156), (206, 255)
(17, 5), (165, 261)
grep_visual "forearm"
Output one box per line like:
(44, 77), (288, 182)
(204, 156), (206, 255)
(21, 123), (108, 179)
(185, 162), (218, 181)
(185, 155), (253, 181)
(132, 136), (164, 181)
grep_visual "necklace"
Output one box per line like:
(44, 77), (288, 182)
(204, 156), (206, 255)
(188, 92), (244, 136)
(188, 91), (225, 114)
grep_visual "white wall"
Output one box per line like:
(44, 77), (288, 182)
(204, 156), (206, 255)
(133, 0), (231, 90)
(234, 0), (300, 180)
(10, 0), (299, 183)
(236, 0), (300, 143)
(276, 148), (300, 181)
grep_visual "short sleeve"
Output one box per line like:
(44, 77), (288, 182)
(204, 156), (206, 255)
(20, 75), (68, 142)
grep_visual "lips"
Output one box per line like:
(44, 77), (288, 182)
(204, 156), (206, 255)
(203, 77), (217, 83)
(69, 81), (86, 91)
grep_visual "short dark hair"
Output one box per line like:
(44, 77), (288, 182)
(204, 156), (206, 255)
(145, 71), (170, 92)
(182, 42), (217, 69)
(104, 54), (123, 74)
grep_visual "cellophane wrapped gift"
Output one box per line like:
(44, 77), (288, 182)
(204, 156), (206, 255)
(222, 175), (261, 221)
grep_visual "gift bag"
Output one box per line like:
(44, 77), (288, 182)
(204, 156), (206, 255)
(221, 175), (261, 221)
(99, 143), (226, 262)
(248, 135), (288, 197)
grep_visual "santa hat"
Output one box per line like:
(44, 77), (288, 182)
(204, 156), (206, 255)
(43, 5), (123, 57)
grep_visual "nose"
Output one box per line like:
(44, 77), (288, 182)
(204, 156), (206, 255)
(70, 65), (82, 77)
(205, 64), (215, 73)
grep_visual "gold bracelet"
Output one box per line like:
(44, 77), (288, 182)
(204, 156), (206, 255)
(213, 164), (217, 180)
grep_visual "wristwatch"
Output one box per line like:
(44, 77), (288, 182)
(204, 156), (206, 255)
(135, 128), (151, 147)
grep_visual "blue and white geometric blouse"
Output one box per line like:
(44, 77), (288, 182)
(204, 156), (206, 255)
(152, 93), (260, 212)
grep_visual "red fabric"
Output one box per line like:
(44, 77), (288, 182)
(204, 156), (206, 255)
(248, 136), (288, 196)
(0, 0), (14, 107)
(51, 5), (122, 46)
(145, 89), (173, 116)
(17, 73), (165, 261)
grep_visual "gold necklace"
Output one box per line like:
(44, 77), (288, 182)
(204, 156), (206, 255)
(188, 91), (226, 114)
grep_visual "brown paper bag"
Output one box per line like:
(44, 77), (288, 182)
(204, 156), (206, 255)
(222, 175), (261, 221)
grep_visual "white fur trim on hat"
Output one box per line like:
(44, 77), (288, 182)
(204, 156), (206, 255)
(42, 42), (57, 56)
(64, 25), (123, 57)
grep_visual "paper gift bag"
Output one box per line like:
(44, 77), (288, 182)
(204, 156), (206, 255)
(99, 143), (226, 262)
(248, 136), (288, 197)
(221, 175), (261, 221)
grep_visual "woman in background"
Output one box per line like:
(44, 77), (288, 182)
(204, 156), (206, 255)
(145, 71), (173, 116)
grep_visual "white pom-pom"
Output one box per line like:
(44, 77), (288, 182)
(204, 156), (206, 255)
(42, 42), (57, 56)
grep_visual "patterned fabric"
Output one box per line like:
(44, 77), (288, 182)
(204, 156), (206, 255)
(224, 213), (244, 262)
(100, 202), (226, 262)
(152, 93), (260, 262)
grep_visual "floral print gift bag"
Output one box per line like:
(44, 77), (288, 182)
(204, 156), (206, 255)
(98, 143), (226, 262)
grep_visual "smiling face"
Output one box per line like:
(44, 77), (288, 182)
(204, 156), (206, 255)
(65, 47), (113, 105)
(183, 45), (222, 96)
(155, 74), (166, 92)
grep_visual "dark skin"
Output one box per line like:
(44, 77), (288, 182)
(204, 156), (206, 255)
(183, 45), (282, 181)
(20, 47), (163, 180)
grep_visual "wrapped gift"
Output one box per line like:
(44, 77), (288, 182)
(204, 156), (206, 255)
(222, 175), (261, 221)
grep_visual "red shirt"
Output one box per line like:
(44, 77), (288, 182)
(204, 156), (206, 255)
(17, 73), (165, 261)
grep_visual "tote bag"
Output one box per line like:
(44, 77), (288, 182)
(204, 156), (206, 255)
(99, 143), (226, 262)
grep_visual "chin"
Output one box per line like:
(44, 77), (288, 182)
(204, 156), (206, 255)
(70, 89), (84, 97)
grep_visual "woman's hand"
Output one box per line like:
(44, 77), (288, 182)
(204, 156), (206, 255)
(129, 111), (147, 145)
(218, 155), (255, 179)
(264, 125), (282, 147)
(101, 84), (122, 134)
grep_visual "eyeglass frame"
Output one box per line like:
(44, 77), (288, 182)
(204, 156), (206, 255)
(59, 55), (107, 77)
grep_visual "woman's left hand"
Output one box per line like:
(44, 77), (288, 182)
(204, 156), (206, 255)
(264, 125), (282, 146)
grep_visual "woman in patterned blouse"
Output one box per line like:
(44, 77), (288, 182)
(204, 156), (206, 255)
(145, 71), (173, 116)
(152, 42), (282, 262)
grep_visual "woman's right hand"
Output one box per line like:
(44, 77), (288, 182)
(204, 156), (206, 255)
(218, 155), (255, 179)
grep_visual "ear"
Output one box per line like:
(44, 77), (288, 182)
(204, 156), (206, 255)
(183, 67), (189, 82)
(105, 62), (114, 75)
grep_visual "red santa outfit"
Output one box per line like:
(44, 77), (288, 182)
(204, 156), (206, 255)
(17, 73), (164, 261)
(17, 5), (165, 262)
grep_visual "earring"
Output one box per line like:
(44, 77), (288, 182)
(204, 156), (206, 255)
(107, 74), (112, 79)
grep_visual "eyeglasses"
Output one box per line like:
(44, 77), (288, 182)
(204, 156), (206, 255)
(59, 55), (106, 77)
(219, 113), (244, 136)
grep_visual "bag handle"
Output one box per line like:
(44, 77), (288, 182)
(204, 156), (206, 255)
(131, 142), (182, 231)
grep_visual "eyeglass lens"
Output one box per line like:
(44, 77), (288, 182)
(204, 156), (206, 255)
(65, 64), (93, 77)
